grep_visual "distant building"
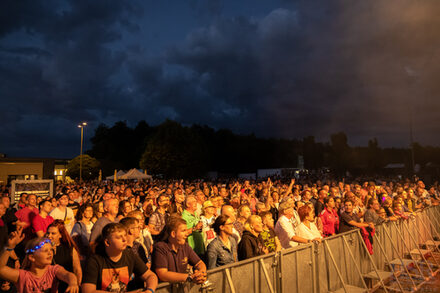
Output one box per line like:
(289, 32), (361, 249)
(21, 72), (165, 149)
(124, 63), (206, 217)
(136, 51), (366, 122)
(0, 157), (69, 185)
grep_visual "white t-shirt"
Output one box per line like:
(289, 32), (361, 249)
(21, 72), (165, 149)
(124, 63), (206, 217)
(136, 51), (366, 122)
(275, 215), (298, 249)
(200, 215), (216, 247)
(49, 207), (75, 234)
(296, 222), (322, 241)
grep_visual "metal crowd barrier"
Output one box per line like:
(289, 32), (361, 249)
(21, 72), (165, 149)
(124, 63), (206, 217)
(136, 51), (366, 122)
(156, 206), (440, 293)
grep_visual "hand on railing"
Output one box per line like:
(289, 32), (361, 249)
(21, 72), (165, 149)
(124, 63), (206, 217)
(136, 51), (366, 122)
(192, 269), (207, 284)
(312, 237), (322, 243)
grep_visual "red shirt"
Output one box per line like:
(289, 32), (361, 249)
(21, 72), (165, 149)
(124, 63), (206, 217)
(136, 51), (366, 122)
(32, 214), (54, 234)
(15, 206), (39, 238)
(319, 208), (339, 236)
(15, 207), (39, 227)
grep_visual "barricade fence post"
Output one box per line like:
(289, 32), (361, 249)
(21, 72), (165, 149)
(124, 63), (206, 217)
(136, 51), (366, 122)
(402, 219), (434, 277)
(372, 231), (405, 292)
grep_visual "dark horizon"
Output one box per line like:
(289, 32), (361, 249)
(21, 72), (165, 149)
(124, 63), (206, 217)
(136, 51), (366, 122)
(0, 118), (421, 160)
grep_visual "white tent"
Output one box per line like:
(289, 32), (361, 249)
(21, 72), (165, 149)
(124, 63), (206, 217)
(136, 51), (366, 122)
(119, 168), (152, 180)
(106, 170), (126, 180)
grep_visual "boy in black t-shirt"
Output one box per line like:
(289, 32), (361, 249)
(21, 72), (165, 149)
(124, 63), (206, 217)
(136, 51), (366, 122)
(82, 223), (158, 293)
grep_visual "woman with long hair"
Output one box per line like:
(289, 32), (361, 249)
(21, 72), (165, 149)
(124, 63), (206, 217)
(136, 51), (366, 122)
(46, 220), (82, 292)
(170, 191), (184, 215)
(116, 200), (132, 221)
(91, 201), (104, 223)
(71, 203), (94, 268)
(319, 197), (339, 237)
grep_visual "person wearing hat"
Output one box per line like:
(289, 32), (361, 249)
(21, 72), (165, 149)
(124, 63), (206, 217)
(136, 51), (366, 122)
(49, 194), (75, 234)
(275, 201), (316, 249)
(200, 200), (216, 248)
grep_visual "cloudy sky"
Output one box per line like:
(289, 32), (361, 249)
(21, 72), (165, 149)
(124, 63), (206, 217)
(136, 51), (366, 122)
(2, 0), (440, 158)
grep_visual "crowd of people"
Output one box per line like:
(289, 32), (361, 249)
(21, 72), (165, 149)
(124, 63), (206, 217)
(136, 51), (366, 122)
(0, 176), (439, 292)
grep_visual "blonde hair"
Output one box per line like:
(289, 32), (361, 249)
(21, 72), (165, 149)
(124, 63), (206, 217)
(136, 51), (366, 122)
(127, 210), (144, 219)
(22, 237), (51, 270)
(244, 215), (261, 232)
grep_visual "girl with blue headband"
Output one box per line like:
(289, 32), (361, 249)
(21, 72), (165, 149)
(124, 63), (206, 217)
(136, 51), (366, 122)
(0, 229), (79, 293)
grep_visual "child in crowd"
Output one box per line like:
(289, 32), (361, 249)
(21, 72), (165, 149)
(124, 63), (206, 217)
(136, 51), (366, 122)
(0, 229), (79, 293)
(82, 223), (158, 293)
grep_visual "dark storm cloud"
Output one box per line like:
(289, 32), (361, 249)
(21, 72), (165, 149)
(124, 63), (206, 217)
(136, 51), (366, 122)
(2, 0), (440, 158)
(188, 0), (223, 18)
(131, 6), (355, 137)
(134, 1), (440, 146)
(0, 0), (144, 157)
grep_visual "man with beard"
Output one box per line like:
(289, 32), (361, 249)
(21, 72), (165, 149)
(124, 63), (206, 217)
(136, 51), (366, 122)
(314, 189), (327, 217)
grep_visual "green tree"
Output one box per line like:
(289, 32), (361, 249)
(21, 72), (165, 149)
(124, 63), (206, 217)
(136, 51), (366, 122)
(66, 155), (100, 180)
(330, 132), (351, 175)
(367, 138), (383, 172)
(303, 136), (325, 169)
(139, 120), (208, 178)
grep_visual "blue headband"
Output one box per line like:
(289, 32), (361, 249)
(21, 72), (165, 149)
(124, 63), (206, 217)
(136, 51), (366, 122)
(25, 239), (52, 254)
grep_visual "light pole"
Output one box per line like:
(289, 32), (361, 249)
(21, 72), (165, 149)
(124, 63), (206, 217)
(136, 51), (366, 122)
(405, 66), (418, 175)
(78, 122), (87, 182)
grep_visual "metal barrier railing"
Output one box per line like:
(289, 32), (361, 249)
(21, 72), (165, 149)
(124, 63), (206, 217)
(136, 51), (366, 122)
(155, 206), (440, 293)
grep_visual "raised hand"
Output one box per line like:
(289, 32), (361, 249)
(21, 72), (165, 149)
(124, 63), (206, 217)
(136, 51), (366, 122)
(7, 229), (24, 249)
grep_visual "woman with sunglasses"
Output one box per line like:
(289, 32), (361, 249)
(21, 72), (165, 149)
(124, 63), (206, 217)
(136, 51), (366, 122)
(207, 215), (238, 269)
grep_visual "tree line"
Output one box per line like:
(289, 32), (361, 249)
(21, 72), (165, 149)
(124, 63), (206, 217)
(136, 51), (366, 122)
(82, 120), (440, 179)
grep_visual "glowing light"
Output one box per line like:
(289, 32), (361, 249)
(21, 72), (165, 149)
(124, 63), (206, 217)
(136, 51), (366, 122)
(25, 239), (52, 254)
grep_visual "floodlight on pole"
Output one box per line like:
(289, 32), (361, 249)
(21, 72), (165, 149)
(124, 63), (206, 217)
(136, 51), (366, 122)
(78, 122), (87, 182)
